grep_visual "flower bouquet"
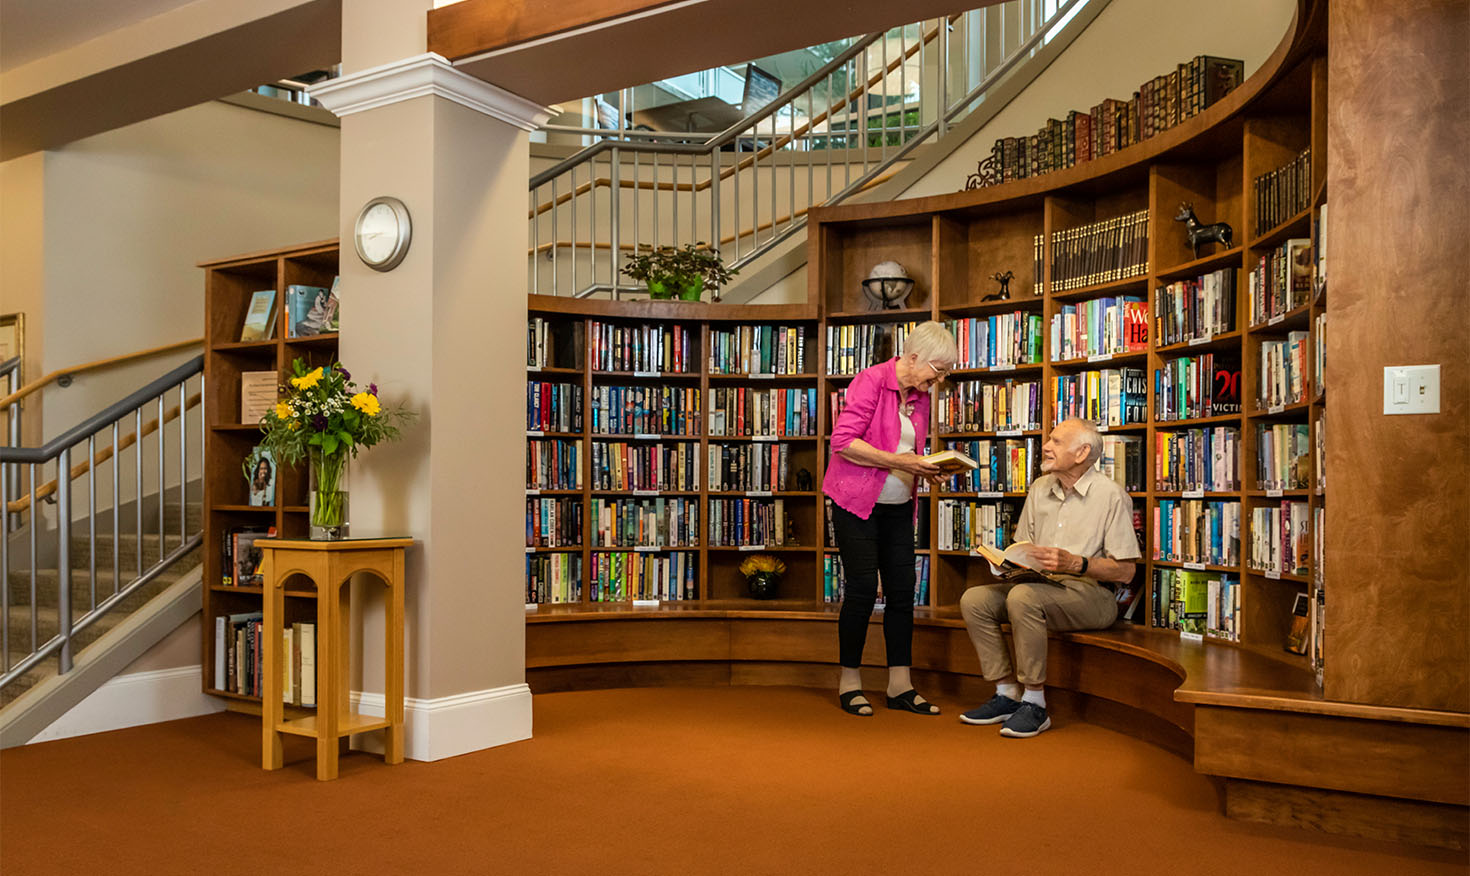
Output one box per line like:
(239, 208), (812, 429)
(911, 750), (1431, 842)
(738, 554), (786, 600)
(256, 359), (415, 539)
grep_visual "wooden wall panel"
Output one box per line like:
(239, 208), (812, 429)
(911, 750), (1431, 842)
(1325, 0), (1470, 711)
(1225, 779), (1469, 851)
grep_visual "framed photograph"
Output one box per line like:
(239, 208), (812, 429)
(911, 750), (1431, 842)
(0, 312), (24, 386)
(244, 446), (277, 507)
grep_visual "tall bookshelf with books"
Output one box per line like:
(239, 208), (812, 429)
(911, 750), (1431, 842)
(524, 43), (1331, 679)
(198, 239), (340, 708)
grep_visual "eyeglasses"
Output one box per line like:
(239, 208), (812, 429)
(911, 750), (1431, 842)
(924, 361), (953, 380)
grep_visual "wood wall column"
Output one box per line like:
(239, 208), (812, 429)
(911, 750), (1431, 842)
(312, 16), (552, 758)
(1326, 0), (1470, 711)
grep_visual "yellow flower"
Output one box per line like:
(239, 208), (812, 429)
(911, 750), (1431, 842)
(350, 392), (381, 417)
(290, 367), (324, 390)
(274, 401), (294, 419)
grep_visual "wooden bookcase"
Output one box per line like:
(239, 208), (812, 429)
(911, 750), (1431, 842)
(523, 49), (1330, 673)
(198, 239), (339, 707)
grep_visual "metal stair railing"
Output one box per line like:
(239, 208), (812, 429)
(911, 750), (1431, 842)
(528, 0), (1094, 299)
(0, 355), (205, 693)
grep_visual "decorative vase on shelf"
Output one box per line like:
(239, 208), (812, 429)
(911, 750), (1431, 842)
(678, 277), (704, 301)
(647, 279), (674, 300)
(746, 572), (781, 600)
(309, 446), (349, 540)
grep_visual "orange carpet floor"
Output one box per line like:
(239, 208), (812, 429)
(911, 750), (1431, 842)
(1, 685), (1465, 875)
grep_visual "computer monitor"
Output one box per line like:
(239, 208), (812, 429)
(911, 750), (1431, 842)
(742, 64), (782, 112)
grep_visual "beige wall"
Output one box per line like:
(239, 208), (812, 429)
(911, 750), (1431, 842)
(0, 152), (46, 446)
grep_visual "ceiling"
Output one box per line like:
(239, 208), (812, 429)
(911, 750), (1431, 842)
(0, 0), (201, 72)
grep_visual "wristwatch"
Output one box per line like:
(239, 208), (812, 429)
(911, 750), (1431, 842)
(1078, 556), (1090, 576)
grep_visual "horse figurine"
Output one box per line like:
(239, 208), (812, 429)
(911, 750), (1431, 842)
(1175, 203), (1234, 259)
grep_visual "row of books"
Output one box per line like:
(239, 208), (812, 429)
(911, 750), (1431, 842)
(707, 386), (818, 438)
(936, 438), (1037, 494)
(526, 553), (582, 604)
(588, 551), (697, 602)
(526, 497), (582, 548)
(527, 381), (582, 432)
(527, 438), (583, 490)
(236, 279), (341, 343)
(823, 498), (930, 552)
(1050, 297), (1147, 361)
(1051, 368), (1147, 427)
(1313, 203), (1328, 297)
(708, 442), (796, 493)
(1153, 498), (1241, 566)
(936, 499), (1017, 552)
(821, 553), (931, 606)
(826, 322), (919, 376)
(708, 498), (792, 547)
(708, 324), (808, 375)
(528, 316), (580, 369)
(1156, 268), (1238, 347)
(220, 526), (274, 586)
(1313, 313), (1326, 397)
(1154, 353), (1242, 421)
(1256, 423), (1311, 491)
(1248, 238), (1312, 325)
(591, 441), (700, 492)
(588, 385), (701, 437)
(938, 378), (1043, 433)
(946, 313), (1044, 370)
(1156, 427), (1239, 493)
(1049, 210), (1150, 291)
(588, 320), (695, 373)
(1254, 147), (1312, 236)
(1248, 501), (1310, 576)
(1257, 332), (1310, 410)
(984, 56), (1243, 182)
(1097, 434), (1145, 493)
(1314, 416), (1326, 492)
(1153, 569), (1238, 641)
(589, 497), (699, 548)
(212, 612), (317, 704)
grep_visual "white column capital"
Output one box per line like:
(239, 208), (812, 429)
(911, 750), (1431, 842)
(310, 52), (552, 131)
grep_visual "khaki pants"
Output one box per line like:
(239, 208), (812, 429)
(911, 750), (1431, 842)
(959, 578), (1117, 685)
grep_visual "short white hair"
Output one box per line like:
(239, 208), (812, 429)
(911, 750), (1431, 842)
(1058, 417), (1103, 466)
(904, 321), (959, 366)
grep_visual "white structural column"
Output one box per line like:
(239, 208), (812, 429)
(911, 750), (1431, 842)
(312, 51), (550, 761)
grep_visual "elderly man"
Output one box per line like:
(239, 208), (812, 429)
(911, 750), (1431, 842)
(958, 417), (1141, 738)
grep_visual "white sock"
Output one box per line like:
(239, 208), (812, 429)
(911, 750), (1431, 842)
(996, 682), (1022, 701)
(1022, 688), (1047, 708)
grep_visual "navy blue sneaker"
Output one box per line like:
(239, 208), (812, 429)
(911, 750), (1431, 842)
(998, 701), (1052, 738)
(959, 693), (1021, 725)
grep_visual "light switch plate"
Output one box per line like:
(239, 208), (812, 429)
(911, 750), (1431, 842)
(1383, 365), (1441, 415)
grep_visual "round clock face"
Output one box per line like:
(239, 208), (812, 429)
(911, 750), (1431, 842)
(355, 197), (411, 270)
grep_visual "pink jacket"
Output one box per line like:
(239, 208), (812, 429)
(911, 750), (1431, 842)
(823, 357), (930, 520)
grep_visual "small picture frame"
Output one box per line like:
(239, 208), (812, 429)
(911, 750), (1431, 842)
(0, 312), (24, 386)
(244, 446), (277, 507)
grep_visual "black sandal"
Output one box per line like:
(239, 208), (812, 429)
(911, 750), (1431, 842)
(839, 690), (873, 716)
(886, 689), (940, 715)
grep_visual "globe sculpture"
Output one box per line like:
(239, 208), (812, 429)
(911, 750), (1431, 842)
(860, 261), (915, 311)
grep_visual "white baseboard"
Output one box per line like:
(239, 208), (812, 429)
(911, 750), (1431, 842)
(30, 666), (226, 744)
(351, 683), (532, 761)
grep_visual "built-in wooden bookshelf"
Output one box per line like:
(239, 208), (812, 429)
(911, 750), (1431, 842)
(198, 239), (339, 707)
(524, 44), (1330, 674)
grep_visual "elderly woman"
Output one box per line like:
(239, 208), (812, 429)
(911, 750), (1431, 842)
(824, 320), (958, 716)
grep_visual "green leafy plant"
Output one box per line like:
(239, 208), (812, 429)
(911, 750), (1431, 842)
(620, 243), (738, 300)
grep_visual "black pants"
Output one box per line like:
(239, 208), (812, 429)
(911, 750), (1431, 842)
(832, 500), (916, 668)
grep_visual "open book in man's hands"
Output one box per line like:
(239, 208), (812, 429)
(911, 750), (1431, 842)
(921, 448), (979, 475)
(972, 541), (1069, 587)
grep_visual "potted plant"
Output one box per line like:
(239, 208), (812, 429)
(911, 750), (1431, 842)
(620, 242), (738, 302)
(739, 554), (786, 600)
(256, 359), (415, 539)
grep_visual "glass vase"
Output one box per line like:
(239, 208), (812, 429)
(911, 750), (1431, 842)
(308, 446), (349, 540)
(747, 573), (780, 600)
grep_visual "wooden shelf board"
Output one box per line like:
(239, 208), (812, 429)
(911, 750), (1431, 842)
(210, 584), (318, 598)
(525, 431), (582, 439)
(1155, 329), (1244, 355)
(525, 546), (582, 553)
(940, 297), (1045, 317)
(1154, 246), (1244, 282)
(590, 490), (701, 496)
(937, 430), (1042, 438)
(1154, 491), (1241, 499)
(1246, 400), (1311, 419)
(706, 491), (819, 497)
(276, 711), (391, 739)
(934, 492), (1027, 498)
(526, 365), (583, 376)
(1249, 205), (1314, 250)
(211, 340), (279, 353)
(212, 504), (277, 512)
(1155, 412), (1245, 428)
(1152, 560), (1242, 573)
(1247, 302), (1312, 333)
(591, 370), (701, 381)
(708, 435), (817, 443)
(524, 489), (581, 495)
(948, 363), (1043, 378)
(707, 372), (819, 381)
(211, 424), (266, 432)
(1049, 350), (1148, 369)
(1247, 568), (1311, 583)
(826, 306), (932, 322)
(1049, 274), (1148, 301)
(705, 545), (814, 552)
(590, 433), (700, 442)
(285, 333), (340, 347)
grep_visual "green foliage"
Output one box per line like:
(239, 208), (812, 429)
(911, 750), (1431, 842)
(620, 243), (738, 292)
(256, 358), (415, 467)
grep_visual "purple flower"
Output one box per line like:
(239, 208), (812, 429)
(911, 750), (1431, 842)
(337, 366), (351, 381)
(369, 382), (378, 395)
(312, 414), (328, 431)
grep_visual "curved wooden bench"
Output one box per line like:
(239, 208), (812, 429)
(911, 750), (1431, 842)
(526, 607), (1469, 849)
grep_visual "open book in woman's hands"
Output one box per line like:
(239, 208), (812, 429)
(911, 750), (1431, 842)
(972, 541), (1068, 587)
(921, 449), (979, 475)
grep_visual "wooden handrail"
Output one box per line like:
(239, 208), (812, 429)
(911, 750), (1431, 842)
(5, 391), (202, 514)
(527, 20), (944, 221)
(0, 337), (202, 412)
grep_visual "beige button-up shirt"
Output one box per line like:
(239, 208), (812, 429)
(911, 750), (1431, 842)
(1013, 467), (1141, 577)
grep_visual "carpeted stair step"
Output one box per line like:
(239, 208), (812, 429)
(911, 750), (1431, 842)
(6, 544), (200, 610)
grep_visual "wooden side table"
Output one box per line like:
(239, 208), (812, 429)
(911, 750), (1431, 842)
(258, 537), (412, 780)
